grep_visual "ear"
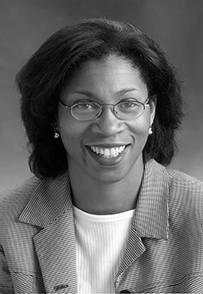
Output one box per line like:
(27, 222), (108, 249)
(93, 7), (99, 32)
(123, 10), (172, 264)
(149, 97), (156, 126)
(52, 116), (59, 130)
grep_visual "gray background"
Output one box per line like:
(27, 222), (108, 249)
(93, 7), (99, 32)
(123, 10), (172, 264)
(0, 0), (202, 192)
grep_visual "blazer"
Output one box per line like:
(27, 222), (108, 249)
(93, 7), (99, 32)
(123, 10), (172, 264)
(0, 159), (203, 293)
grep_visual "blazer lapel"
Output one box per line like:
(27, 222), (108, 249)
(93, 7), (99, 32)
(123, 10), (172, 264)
(115, 160), (169, 292)
(19, 172), (77, 294)
(33, 210), (77, 293)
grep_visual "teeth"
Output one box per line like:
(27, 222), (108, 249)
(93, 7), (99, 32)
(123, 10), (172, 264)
(90, 146), (126, 158)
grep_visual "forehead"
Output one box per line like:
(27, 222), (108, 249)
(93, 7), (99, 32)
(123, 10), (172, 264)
(73, 55), (141, 79)
(61, 54), (148, 98)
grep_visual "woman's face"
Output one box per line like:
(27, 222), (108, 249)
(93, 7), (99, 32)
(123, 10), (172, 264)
(57, 55), (156, 184)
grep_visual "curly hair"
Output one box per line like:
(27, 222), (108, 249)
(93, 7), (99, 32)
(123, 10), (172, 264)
(16, 18), (184, 178)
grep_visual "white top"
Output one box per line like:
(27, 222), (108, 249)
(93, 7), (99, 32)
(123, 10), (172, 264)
(73, 206), (135, 293)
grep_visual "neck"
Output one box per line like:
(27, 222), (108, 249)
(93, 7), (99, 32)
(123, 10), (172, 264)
(68, 158), (144, 215)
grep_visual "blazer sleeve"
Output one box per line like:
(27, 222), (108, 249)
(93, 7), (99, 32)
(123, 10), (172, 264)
(0, 244), (14, 293)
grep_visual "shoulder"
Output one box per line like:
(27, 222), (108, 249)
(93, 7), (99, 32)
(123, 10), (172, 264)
(167, 168), (203, 196)
(146, 159), (203, 193)
(165, 167), (203, 225)
(146, 160), (203, 218)
(0, 177), (41, 220)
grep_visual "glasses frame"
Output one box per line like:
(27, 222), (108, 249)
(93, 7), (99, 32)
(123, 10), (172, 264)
(59, 97), (153, 121)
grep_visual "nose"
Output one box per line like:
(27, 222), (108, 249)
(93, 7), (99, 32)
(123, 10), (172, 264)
(91, 105), (124, 136)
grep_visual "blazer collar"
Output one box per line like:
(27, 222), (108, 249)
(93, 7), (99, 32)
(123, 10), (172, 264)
(19, 160), (169, 239)
(19, 160), (169, 238)
(19, 172), (72, 228)
(133, 159), (169, 240)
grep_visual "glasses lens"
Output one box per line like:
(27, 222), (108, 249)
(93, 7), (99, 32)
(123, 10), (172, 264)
(72, 102), (100, 120)
(115, 101), (144, 119)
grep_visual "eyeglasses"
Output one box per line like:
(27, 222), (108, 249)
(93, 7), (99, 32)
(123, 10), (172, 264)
(59, 97), (151, 121)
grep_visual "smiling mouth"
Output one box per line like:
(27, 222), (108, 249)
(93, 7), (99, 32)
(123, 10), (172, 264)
(90, 145), (126, 159)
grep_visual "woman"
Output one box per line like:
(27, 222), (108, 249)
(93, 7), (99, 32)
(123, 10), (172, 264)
(0, 18), (203, 293)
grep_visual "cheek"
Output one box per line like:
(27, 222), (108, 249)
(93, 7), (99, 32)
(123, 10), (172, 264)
(57, 116), (88, 153)
(127, 115), (151, 138)
(60, 125), (79, 147)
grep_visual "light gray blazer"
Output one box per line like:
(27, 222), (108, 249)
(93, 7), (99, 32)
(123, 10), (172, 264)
(1, 160), (203, 293)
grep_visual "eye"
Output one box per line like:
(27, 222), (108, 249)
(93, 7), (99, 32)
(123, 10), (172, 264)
(77, 102), (93, 109)
(73, 101), (98, 111)
(119, 100), (140, 109)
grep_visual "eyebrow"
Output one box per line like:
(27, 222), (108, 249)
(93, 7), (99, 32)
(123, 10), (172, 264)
(116, 88), (139, 95)
(72, 88), (139, 97)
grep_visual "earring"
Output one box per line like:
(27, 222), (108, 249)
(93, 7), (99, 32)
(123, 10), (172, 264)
(54, 129), (60, 139)
(149, 126), (153, 135)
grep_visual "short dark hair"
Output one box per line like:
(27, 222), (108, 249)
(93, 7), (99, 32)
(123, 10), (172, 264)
(16, 18), (184, 178)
